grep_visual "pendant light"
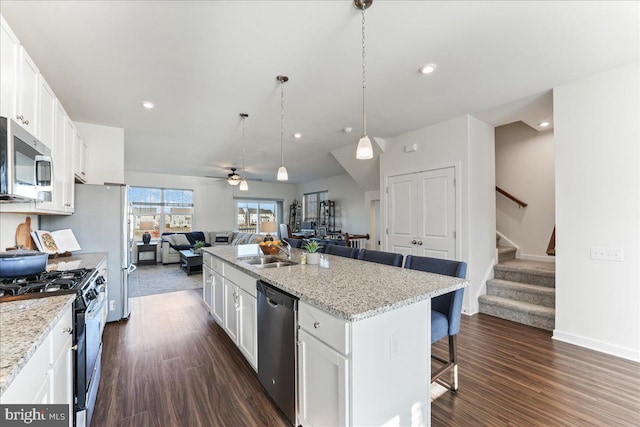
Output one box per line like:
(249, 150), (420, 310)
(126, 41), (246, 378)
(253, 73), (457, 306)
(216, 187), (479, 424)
(239, 113), (249, 191)
(276, 75), (289, 181)
(354, 0), (374, 160)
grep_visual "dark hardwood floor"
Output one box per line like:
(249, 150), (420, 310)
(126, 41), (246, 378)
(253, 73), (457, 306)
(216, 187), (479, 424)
(92, 289), (640, 427)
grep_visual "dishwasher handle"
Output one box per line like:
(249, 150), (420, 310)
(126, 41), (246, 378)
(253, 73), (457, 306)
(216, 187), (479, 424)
(257, 280), (298, 310)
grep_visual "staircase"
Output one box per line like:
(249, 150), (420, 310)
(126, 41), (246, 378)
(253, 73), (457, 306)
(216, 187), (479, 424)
(479, 239), (556, 331)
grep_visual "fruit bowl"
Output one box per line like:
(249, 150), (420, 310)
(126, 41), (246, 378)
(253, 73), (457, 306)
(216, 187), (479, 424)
(259, 245), (280, 255)
(258, 240), (281, 255)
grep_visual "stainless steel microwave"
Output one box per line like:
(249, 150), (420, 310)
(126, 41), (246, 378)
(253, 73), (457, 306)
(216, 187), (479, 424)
(0, 116), (53, 202)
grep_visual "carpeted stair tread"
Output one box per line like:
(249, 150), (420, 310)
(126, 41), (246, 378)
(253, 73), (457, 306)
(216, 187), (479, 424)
(479, 295), (555, 330)
(497, 246), (516, 262)
(494, 260), (556, 288)
(486, 279), (555, 308)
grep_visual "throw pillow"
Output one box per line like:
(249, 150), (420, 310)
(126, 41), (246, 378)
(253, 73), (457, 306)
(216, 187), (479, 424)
(163, 235), (176, 245)
(172, 234), (191, 246)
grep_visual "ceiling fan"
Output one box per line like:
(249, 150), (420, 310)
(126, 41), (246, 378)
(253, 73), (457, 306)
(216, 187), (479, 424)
(206, 167), (262, 185)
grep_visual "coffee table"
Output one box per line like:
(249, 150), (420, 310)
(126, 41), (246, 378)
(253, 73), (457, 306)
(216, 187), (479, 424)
(179, 250), (203, 275)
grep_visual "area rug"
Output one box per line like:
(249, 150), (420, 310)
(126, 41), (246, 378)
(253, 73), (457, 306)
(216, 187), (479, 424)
(129, 263), (202, 298)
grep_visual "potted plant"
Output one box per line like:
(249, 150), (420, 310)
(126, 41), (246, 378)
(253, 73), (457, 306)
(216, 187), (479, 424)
(303, 240), (322, 265)
(192, 240), (205, 254)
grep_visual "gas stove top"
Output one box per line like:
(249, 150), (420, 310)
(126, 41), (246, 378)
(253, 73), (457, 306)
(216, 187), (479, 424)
(0, 268), (96, 302)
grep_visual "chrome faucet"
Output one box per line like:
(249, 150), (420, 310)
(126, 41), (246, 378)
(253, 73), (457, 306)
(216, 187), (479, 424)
(277, 240), (292, 260)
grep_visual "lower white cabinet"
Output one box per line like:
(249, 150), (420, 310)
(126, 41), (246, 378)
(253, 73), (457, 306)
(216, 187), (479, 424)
(212, 270), (224, 324)
(203, 264), (213, 310)
(237, 287), (258, 369)
(203, 252), (258, 371)
(223, 280), (239, 343)
(1, 304), (73, 426)
(298, 329), (350, 427)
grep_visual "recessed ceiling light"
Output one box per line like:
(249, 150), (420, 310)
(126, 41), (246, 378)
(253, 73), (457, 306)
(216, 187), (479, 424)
(142, 101), (155, 109)
(343, 127), (353, 134)
(419, 63), (437, 74)
(539, 121), (550, 127)
(293, 133), (302, 139)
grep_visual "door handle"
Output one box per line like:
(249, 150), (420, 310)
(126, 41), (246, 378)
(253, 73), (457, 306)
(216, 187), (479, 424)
(417, 241), (423, 245)
(411, 240), (417, 245)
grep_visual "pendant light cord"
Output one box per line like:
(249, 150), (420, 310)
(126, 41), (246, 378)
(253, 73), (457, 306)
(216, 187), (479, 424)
(242, 116), (246, 175)
(361, 7), (367, 136)
(280, 79), (285, 166)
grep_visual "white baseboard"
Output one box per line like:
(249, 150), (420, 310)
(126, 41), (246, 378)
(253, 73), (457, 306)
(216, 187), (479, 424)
(553, 329), (640, 362)
(521, 253), (555, 262)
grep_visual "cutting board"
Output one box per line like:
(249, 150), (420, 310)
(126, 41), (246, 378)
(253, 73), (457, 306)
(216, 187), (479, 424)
(15, 216), (36, 250)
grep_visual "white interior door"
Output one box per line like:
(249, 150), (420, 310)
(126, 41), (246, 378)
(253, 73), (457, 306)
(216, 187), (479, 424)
(386, 174), (417, 257)
(417, 167), (456, 259)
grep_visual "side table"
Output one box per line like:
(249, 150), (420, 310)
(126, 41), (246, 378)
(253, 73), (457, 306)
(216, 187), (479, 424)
(137, 243), (158, 265)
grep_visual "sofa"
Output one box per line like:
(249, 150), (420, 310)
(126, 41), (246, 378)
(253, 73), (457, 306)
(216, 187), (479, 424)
(161, 230), (264, 264)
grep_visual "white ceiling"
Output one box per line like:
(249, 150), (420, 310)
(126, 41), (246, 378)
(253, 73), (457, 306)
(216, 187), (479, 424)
(2, 1), (638, 184)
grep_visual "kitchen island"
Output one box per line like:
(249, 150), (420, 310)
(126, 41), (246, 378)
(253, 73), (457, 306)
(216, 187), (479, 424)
(203, 245), (467, 427)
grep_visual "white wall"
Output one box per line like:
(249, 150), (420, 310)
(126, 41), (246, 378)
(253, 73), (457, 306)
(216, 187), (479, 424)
(75, 122), (125, 185)
(380, 115), (496, 314)
(554, 62), (639, 362)
(295, 173), (368, 234)
(124, 171), (297, 232)
(495, 122), (555, 260)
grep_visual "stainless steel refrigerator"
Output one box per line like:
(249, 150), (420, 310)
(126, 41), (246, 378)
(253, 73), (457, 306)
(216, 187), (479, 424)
(42, 183), (135, 322)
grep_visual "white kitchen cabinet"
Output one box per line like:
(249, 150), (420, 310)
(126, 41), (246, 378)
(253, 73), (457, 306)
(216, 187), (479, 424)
(297, 300), (430, 427)
(298, 329), (350, 427)
(0, 16), (19, 119)
(63, 116), (75, 213)
(1, 304), (73, 426)
(74, 131), (87, 183)
(16, 46), (39, 136)
(223, 280), (239, 344)
(205, 253), (258, 371)
(203, 264), (213, 310)
(212, 270), (224, 324)
(237, 287), (258, 370)
(38, 76), (56, 149)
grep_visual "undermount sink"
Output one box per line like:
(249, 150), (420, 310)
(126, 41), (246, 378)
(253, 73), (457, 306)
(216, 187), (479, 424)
(241, 256), (298, 269)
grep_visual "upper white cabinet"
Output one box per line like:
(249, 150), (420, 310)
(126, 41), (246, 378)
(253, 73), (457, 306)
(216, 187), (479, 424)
(63, 117), (75, 213)
(16, 47), (39, 136)
(74, 131), (87, 183)
(0, 16), (19, 119)
(38, 76), (56, 148)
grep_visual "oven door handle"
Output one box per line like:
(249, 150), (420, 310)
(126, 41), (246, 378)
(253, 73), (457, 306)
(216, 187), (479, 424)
(86, 297), (106, 320)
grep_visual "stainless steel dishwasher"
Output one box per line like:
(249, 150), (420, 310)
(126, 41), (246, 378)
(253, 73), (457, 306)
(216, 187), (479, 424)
(257, 280), (298, 426)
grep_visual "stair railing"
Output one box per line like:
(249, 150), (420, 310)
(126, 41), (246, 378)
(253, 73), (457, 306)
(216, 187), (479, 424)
(546, 227), (555, 256)
(496, 186), (528, 208)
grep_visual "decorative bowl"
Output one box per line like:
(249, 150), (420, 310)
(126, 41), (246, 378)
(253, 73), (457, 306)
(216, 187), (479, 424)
(259, 244), (280, 256)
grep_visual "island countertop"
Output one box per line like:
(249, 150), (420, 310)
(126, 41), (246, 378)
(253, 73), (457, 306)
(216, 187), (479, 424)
(204, 245), (467, 322)
(0, 294), (75, 395)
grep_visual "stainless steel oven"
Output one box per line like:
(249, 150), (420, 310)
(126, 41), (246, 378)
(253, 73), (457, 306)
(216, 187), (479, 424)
(0, 116), (53, 202)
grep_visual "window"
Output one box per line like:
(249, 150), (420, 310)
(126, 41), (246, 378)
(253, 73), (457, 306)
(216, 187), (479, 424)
(303, 191), (328, 225)
(236, 200), (279, 234)
(129, 187), (194, 241)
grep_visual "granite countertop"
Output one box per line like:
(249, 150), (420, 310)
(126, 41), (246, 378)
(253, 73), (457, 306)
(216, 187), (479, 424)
(46, 252), (107, 271)
(204, 245), (468, 322)
(0, 294), (75, 395)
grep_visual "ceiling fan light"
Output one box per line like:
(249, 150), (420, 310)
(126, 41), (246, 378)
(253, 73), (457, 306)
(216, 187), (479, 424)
(356, 135), (374, 159)
(239, 179), (249, 191)
(228, 178), (240, 186)
(277, 165), (289, 181)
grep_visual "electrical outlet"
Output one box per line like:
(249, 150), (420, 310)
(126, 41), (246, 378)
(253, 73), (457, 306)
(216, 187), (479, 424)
(389, 333), (399, 360)
(109, 300), (115, 311)
(590, 246), (624, 262)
